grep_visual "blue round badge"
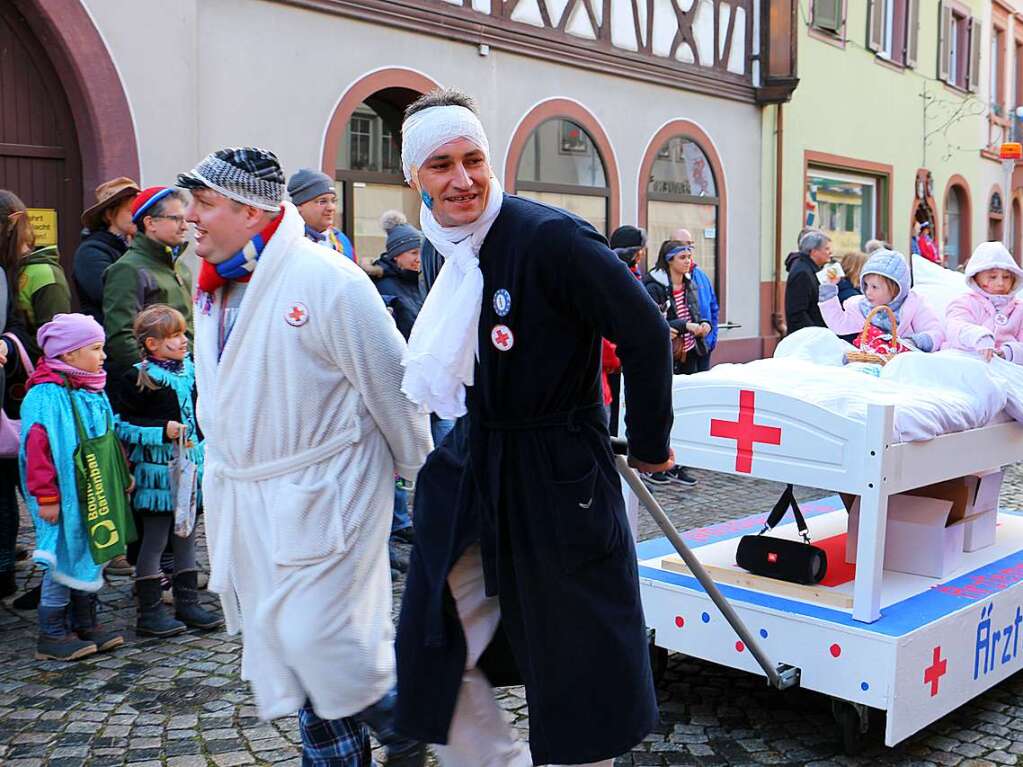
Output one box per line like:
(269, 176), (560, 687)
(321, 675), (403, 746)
(493, 289), (511, 317)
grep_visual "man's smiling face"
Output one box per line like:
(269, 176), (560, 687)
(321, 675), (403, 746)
(414, 138), (491, 227)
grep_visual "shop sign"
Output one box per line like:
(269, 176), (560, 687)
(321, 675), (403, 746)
(26, 208), (57, 247)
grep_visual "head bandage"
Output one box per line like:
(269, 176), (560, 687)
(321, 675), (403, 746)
(401, 106), (490, 184)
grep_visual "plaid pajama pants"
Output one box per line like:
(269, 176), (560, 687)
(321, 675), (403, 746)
(299, 690), (413, 767)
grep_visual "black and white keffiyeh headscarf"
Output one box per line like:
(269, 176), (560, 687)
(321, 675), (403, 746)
(177, 147), (285, 211)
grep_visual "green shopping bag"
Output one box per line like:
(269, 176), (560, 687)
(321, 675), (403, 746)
(66, 385), (136, 564)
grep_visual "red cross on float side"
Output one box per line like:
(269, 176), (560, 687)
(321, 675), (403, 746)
(709, 389), (782, 474)
(923, 646), (947, 697)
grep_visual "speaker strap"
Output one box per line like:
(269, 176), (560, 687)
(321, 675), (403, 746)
(759, 484), (811, 543)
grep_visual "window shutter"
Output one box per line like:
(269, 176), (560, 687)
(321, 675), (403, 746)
(905, 0), (919, 68)
(938, 3), (952, 82)
(867, 0), (884, 52)
(813, 0), (842, 33)
(968, 16), (982, 92)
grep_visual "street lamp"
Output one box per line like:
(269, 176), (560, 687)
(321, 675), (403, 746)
(999, 142), (1021, 248)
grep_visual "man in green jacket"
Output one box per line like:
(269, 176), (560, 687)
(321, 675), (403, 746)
(102, 186), (193, 382)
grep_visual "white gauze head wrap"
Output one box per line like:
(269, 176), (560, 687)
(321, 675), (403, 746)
(400, 104), (504, 419)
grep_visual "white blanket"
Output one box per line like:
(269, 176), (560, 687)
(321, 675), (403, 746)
(684, 328), (1009, 442)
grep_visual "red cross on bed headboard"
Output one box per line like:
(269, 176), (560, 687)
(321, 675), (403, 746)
(709, 390), (782, 473)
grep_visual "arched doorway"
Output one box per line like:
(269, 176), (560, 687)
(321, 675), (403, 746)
(0, 2), (82, 275)
(943, 177), (972, 269)
(504, 99), (620, 235)
(321, 69), (439, 260)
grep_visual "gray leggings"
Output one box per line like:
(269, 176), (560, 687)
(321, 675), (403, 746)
(137, 515), (197, 579)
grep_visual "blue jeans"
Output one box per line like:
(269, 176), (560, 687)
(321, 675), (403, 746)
(431, 416), (454, 447)
(40, 569), (71, 608)
(391, 486), (411, 533)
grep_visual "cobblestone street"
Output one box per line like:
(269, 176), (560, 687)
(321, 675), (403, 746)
(3, 466), (1023, 767)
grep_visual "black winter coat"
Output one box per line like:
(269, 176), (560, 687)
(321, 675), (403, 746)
(112, 367), (203, 441)
(784, 251), (826, 333)
(396, 195), (672, 765)
(373, 254), (425, 340)
(72, 230), (128, 323)
(642, 269), (708, 365)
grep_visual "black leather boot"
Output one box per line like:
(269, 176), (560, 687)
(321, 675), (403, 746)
(173, 570), (223, 631)
(136, 576), (186, 637)
(70, 591), (124, 652)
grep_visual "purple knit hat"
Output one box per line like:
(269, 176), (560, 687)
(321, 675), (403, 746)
(37, 313), (105, 358)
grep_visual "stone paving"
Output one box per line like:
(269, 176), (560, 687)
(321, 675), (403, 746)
(3, 466), (1023, 767)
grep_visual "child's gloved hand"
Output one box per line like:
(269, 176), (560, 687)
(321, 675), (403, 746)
(39, 503), (59, 524)
(905, 333), (934, 352)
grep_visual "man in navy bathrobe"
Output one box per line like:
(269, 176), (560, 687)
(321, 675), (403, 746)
(395, 89), (675, 766)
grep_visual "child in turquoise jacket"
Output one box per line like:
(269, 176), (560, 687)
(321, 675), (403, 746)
(20, 313), (164, 661)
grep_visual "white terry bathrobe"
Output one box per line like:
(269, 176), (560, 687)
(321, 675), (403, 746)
(193, 201), (432, 721)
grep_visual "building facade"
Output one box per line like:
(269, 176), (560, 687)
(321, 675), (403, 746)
(762, 0), (1023, 350)
(1, 0), (798, 364)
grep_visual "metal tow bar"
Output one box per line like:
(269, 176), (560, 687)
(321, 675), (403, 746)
(610, 439), (800, 691)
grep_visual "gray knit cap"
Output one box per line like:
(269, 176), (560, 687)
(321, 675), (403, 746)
(287, 169), (335, 206)
(381, 210), (422, 260)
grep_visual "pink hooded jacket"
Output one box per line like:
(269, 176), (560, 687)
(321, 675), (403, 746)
(943, 241), (1023, 363)
(818, 249), (944, 350)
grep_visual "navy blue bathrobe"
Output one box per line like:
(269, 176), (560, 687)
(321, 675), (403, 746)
(395, 195), (673, 765)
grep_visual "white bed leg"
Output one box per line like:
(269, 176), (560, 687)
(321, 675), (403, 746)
(852, 487), (888, 622)
(853, 404), (894, 623)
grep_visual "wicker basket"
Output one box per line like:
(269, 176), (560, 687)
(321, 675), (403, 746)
(846, 305), (900, 366)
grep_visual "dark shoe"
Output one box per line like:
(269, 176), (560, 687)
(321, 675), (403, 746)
(0, 570), (15, 599)
(105, 555), (134, 578)
(386, 742), (428, 766)
(391, 526), (415, 546)
(643, 471), (671, 486)
(668, 466), (698, 488)
(36, 605), (97, 661)
(389, 542), (409, 574)
(173, 570), (223, 631)
(13, 583), (41, 610)
(70, 592), (124, 652)
(136, 577), (187, 637)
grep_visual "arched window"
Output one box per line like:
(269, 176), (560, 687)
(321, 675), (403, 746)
(645, 136), (720, 290)
(989, 187), (1004, 244)
(1012, 194), (1022, 263)
(515, 118), (610, 235)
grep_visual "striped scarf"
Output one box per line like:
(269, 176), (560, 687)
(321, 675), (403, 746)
(196, 209), (283, 294)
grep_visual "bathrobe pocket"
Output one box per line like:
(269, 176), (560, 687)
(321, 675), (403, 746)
(272, 476), (346, 566)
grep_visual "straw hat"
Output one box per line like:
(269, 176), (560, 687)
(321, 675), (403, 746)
(81, 177), (140, 230)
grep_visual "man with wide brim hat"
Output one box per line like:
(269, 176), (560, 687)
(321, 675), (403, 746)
(72, 177), (140, 324)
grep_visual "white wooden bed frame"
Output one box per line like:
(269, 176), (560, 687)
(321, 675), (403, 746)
(669, 380), (1023, 623)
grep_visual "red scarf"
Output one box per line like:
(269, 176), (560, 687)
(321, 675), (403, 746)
(196, 211), (284, 294)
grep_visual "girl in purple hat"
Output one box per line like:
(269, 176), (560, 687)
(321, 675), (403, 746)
(19, 313), (165, 661)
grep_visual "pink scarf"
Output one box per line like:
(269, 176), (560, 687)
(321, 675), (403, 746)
(43, 358), (107, 392)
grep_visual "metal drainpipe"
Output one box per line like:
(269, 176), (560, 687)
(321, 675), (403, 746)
(772, 102), (787, 336)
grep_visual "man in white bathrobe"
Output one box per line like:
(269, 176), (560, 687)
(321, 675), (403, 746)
(177, 147), (433, 766)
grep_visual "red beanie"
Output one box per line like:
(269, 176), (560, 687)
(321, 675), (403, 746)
(131, 186), (174, 223)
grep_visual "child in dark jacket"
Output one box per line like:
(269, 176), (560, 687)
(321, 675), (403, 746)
(112, 304), (221, 637)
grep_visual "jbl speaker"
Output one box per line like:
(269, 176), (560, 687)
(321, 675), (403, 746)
(735, 534), (827, 585)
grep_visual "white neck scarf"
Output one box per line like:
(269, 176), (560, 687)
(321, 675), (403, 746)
(399, 105), (504, 418)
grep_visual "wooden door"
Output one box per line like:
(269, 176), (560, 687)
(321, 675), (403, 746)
(0, 2), (83, 279)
